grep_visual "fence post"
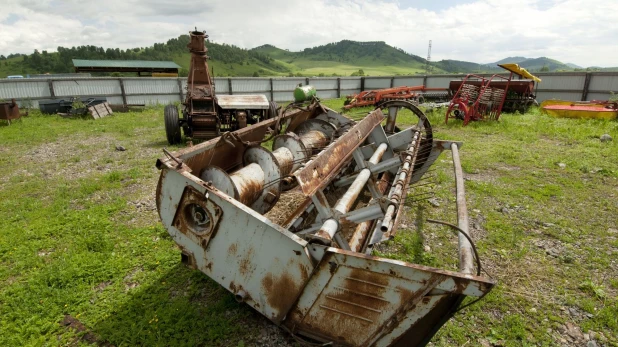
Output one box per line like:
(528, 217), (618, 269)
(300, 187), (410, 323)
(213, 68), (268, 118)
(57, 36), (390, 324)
(177, 78), (184, 102)
(305, 77), (310, 86)
(48, 80), (55, 99)
(423, 75), (428, 88)
(581, 72), (592, 101)
(118, 78), (127, 106)
(337, 78), (341, 98)
(270, 78), (274, 101)
(390, 77), (395, 88)
(360, 77), (365, 92)
(228, 78), (233, 95)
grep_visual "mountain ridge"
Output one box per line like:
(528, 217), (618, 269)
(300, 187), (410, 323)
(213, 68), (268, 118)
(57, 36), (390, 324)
(0, 36), (613, 78)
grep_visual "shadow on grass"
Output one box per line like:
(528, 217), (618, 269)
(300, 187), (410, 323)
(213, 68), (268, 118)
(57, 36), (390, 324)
(91, 264), (274, 346)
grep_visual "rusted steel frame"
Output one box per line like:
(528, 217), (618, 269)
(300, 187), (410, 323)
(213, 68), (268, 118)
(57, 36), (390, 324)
(385, 106), (398, 133)
(333, 156), (400, 188)
(334, 143), (388, 213)
(381, 131), (421, 233)
(309, 143), (388, 247)
(349, 171), (392, 252)
(229, 163), (265, 205)
(157, 108), (305, 171)
(340, 204), (383, 224)
(293, 110), (385, 197)
(451, 143), (474, 275)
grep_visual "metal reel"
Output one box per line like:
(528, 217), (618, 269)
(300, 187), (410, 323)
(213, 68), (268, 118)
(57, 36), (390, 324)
(376, 99), (433, 168)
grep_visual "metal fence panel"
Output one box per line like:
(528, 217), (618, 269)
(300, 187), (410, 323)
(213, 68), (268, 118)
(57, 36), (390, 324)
(212, 78), (228, 93)
(317, 90), (338, 99)
(54, 79), (121, 97)
(273, 91), (294, 102)
(393, 77), (424, 87)
(537, 74), (586, 91)
(536, 91), (582, 102)
(233, 91), (272, 101)
(341, 89), (361, 96)
(586, 92), (613, 101)
(426, 76), (456, 89)
(308, 78), (338, 90)
(589, 75), (618, 93)
(340, 78), (361, 90)
(124, 78), (179, 95)
(364, 78), (391, 89)
(0, 80), (50, 99)
(273, 78), (305, 91)
(126, 94), (180, 105)
(232, 79), (270, 93)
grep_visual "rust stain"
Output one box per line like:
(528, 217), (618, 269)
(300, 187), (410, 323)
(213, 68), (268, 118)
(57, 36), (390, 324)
(238, 248), (254, 277)
(262, 271), (300, 322)
(228, 243), (237, 256)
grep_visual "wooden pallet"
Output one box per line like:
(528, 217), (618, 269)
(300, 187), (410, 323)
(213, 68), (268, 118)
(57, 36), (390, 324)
(88, 102), (113, 119)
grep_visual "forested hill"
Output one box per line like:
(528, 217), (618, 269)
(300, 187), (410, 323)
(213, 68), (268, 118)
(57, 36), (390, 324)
(0, 35), (288, 77)
(0, 35), (608, 78)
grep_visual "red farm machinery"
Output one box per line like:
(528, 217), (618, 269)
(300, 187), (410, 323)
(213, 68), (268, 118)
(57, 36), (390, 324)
(344, 86), (448, 109)
(445, 63), (541, 125)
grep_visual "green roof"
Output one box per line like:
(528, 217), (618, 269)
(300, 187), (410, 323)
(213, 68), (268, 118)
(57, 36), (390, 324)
(72, 59), (180, 69)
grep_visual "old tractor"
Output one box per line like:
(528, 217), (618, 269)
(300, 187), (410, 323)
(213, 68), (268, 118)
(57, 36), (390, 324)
(155, 98), (494, 346)
(163, 29), (277, 144)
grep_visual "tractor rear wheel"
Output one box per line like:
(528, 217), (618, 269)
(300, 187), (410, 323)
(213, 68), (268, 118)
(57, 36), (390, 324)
(164, 105), (182, 145)
(267, 101), (278, 120)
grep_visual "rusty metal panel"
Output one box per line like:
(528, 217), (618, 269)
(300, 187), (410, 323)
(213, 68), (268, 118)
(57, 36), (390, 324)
(53, 79), (121, 97)
(293, 110), (384, 196)
(288, 249), (494, 346)
(123, 78), (179, 95)
(0, 80), (50, 99)
(231, 78), (270, 93)
(217, 94), (270, 109)
(393, 77), (424, 87)
(157, 169), (314, 323)
(365, 78), (391, 89)
(589, 74), (618, 94)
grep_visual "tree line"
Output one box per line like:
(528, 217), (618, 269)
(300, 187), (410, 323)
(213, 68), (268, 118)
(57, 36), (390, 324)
(4, 35), (286, 76)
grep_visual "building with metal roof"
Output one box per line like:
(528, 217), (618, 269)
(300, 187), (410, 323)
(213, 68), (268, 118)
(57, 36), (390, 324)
(72, 59), (180, 76)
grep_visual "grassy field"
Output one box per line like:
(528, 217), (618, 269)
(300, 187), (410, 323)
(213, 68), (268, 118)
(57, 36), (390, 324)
(0, 100), (617, 346)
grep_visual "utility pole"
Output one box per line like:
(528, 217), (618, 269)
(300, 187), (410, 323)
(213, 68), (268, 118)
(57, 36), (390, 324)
(425, 40), (432, 75)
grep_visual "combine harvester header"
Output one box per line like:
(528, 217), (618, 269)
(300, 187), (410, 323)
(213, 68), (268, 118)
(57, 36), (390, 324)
(155, 95), (494, 345)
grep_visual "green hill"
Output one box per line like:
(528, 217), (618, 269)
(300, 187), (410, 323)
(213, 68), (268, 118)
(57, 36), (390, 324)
(1, 34), (615, 78)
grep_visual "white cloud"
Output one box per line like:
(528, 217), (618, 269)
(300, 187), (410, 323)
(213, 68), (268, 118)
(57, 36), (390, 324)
(0, 0), (616, 67)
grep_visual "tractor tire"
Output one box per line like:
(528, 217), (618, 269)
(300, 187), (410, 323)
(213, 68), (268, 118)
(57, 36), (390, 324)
(164, 105), (182, 145)
(267, 101), (278, 120)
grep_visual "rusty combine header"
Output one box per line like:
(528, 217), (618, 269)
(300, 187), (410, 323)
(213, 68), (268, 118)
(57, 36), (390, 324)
(156, 99), (494, 346)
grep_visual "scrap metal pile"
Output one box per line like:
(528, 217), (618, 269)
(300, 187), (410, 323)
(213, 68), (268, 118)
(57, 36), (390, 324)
(156, 97), (494, 346)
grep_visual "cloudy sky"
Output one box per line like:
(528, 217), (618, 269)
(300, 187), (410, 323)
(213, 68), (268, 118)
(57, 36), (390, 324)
(0, 0), (617, 67)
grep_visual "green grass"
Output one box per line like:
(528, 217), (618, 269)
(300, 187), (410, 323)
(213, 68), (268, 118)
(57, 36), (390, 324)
(0, 101), (617, 346)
